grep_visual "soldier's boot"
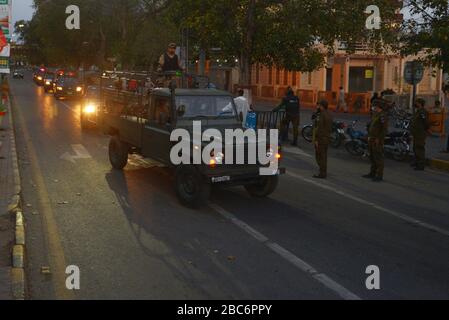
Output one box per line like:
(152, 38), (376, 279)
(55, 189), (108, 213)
(362, 173), (375, 179)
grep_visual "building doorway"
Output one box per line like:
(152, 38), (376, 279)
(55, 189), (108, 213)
(326, 68), (333, 91)
(349, 67), (374, 93)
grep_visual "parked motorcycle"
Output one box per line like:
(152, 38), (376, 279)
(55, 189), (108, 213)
(344, 120), (411, 161)
(302, 118), (346, 148)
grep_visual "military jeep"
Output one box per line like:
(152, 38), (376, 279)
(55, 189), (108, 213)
(100, 72), (284, 207)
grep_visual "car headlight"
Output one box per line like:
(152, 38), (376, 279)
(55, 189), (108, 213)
(37, 76), (43, 81)
(83, 104), (97, 114)
(57, 86), (63, 91)
(76, 86), (83, 92)
(210, 151), (224, 166)
(45, 81), (51, 85)
(267, 146), (281, 160)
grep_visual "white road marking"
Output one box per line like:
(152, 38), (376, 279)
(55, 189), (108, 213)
(286, 171), (449, 237)
(209, 203), (361, 300)
(59, 101), (77, 113)
(283, 146), (313, 158)
(60, 144), (92, 163)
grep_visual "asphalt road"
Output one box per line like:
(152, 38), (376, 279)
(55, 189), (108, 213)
(9, 74), (449, 300)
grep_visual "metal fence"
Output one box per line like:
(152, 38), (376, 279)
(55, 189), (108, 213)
(256, 111), (286, 130)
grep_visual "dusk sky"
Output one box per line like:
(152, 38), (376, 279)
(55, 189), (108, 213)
(12, 0), (34, 26)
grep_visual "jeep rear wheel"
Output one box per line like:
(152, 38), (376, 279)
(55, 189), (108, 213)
(109, 136), (129, 170)
(245, 176), (279, 198)
(175, 166), (211, 208)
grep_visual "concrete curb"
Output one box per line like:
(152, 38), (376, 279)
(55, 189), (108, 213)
(5, 95), (26, 300)
(429, 158), (449, 173)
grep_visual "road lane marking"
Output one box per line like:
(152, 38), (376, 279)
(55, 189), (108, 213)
(59, 101), (77, 114)
(61, 144), (92, 163)
(286, 171), (449, 238)
(13, 94), (75, 300)
(283, 146), (313, 158)
(209, 203), (361, 300)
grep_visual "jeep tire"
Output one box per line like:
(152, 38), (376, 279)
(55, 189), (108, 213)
(175, 166), (211, 208)
(245, 175), (279, 198)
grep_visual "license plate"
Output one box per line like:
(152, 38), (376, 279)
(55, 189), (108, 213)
(211, 176), (231, 183)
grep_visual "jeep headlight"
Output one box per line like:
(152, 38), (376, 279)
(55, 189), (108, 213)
(83, 104), (97, 114)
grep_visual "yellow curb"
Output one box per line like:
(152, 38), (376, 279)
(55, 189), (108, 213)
(15, 225), (25, 246)
(16, 211), (23, 227)
(429, 158), (449, 172)
(11, 268), (25, 300)
(12, 245), (24, 268)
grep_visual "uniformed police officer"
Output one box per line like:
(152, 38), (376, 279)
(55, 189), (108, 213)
(363, 102), (388, 182)
(410, 98), (431, 171)
(273, 87), (300, 146)
(313, 99), (333, 179)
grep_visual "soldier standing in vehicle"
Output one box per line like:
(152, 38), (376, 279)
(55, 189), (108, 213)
(363, 102), (388, 182)
(410, 98), (432, 171)
(273, 87), (300, 146)
(313, 100), (333, 179)
(158, 43), (183, 73)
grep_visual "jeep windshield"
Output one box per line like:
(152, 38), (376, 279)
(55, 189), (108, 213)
(175, 95), (237, 119)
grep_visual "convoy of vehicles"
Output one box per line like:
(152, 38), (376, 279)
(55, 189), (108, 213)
(54, 77), (84, 100)
(33, 67), (46, 85)
(43, 71), (56, 92)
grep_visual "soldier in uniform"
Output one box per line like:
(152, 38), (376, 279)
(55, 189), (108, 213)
(158, 43), (183, 72)
(363, 102), (388, 182)
(273, 87), (301, 146)
(410, 98), (431, 171)
(313, 100), (333, 179)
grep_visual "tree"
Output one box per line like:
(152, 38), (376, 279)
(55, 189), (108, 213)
(169, 0), (400, 85)
(401, 0), (449, 72)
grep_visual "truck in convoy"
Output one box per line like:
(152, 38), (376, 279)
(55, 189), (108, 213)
(97, 71), (285, 207)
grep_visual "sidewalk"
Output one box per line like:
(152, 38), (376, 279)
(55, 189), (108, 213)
(0, 98), (15, 300)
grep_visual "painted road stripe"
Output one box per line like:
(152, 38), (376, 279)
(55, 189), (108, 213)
(286, 171), (449, 238)
(283, 146), (313, 158)
(209, 203), (361, 300)
(59, 101), (77, 113)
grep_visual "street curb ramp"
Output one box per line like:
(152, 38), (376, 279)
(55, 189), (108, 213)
(4, 95), (26, 300)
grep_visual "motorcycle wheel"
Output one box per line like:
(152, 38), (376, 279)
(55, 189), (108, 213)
(345, 140), (365, 157)
(330, 131), (342, 148)
(391, 142), (409, 162)
(302, 125), (313, 143)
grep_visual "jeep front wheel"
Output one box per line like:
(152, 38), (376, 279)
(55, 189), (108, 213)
(109, 136), (129, 170)
(175, 166), (211, 208)
(245, 176), (279, 198)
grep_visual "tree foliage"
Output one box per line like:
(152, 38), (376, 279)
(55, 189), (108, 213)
(17, 0), (176, 69)
(401, 0), (449, 72)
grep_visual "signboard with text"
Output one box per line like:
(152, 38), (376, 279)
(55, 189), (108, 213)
(0, 0), (11, 73)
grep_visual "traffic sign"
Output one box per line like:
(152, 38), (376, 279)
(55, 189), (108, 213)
(404, 61), (424, 85)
